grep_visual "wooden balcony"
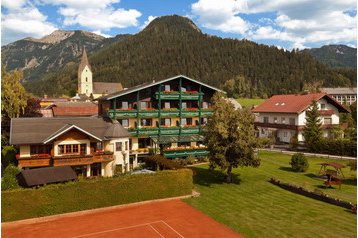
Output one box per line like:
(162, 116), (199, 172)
(53, 153), (114, 166)
(17, 153), (114, 168)
(254, 122), (300, 130)
(17, 154), (52, 168)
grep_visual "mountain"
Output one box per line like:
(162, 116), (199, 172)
(1, 30), (129, 81)
(302, 45), (357, 69)
(6, 15), (357, 97)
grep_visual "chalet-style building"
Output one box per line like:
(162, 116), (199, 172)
(252, 93), (349, 143)
(97, 75), (224, 160)
(321, 87), (357, 105)
(10, 117), (132, 176)
(78, 48), (123, 98)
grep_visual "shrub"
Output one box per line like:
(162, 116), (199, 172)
(347, 160), (357, 171)
(143, 155), (183, 170)
(313, 138), (356, 157)
(1, 145), (17, 168)
(256, 137), (272, 148)
(289, 136), (299, 150)
(2, 164), (21, 190)
(186, 156), (196, 165)
(289, 153), (309, 172)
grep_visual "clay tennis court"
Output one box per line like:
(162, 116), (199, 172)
(2, 199), (243, 238)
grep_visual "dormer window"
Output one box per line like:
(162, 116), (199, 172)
(321, 104), (326, 110)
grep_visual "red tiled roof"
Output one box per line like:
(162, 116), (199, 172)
(252, 93), (348, 113)
(52, 106), (98, 117)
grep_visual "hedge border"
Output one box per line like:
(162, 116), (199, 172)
(269, 178), (356, 213)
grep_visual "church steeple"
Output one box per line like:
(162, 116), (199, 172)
(78, 47), (93, 96)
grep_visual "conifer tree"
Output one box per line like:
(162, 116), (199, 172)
(303, 101), (322, 152)
(203, 93), (260, 183)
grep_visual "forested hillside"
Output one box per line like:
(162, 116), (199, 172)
(24, 15), (356, 97)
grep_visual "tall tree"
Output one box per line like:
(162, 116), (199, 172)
(303, 101), (323, 152)
(1, 69), (27, 118)
(203, 93), (260, 183)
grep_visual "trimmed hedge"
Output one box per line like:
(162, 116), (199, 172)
(312, 138), (357, 157)
(143, 155), (183, 170)
(270, 178), (356, 212)
(2, 169), (193, 222)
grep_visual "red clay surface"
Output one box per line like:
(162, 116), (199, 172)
(2, 199), (243, 238)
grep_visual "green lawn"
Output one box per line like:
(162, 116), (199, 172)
(237, 98), (265, 107)
(185, 151), (357, 238)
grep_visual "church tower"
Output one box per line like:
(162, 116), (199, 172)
(78, 47), (93, 96)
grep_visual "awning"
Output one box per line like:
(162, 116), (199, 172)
(150, 135), (204, 144)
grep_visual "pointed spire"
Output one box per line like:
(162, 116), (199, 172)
(78, 46), (91, 73)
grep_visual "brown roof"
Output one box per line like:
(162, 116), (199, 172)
(17, 166), (77, 187)
(78, 47), (91, 73)
(93, 82), (123, 95)
(252, 93), (349, 113)
(10, 117), (130, 145)
(52, 102), (98, 117)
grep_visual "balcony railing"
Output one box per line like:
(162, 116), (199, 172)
(155, 91), (204, 100)
(108, 109), (137, 118)
(163, 147), (209, 158)
(16, 153), (114, 168)
(108, 108), (214, 119)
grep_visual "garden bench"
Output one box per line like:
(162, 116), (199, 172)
(324, 175), (342, 189)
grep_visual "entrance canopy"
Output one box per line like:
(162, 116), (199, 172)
(150, 135), (204, 144)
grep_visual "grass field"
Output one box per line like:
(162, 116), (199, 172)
(185, 151), (357, 238)
(237, 98), (265, 107)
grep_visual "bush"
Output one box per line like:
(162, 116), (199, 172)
(313, 138), (356, 157)
(256, 137), (272, 148)
(1, 145), (17, 168)
(2, 164), (21, 190)
(186, 156), (196, 165)
(289, 153), (309, 172)
(347, 160), (357, 171)
(143, 155), (183, 170)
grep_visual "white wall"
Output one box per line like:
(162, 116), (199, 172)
(79, 65), (93, 96)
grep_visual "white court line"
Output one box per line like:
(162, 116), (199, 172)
(148, 224), (165, 238)
(159, 220), (185, 238)
(71, 221), (163, 238)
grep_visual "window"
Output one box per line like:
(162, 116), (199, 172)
(289, 118), (295, 125)
(281, 117), (286, 124)
(80, 144), (86, 154)
(119, 119), (129, 127)
(324, 118), (332, 124)
(160, 118), (171, 126)
(141, 118), (152, 126)
(125, 141), (128, 150)
(178, 142), (190, 147)
(96, 142), (103, 151)
(116, 142), (123, 152)
(201, 117), (208, 125)
(164, 84), (171, 91)
(202, 102), (208, 109)
(58, 145), (64, 154)
(321, 104), (326, 110)
(181, 86), (186, 92)
(263, 117), (269, 123)
(30, 145), (52, 155)
(181, 102), (187, 109)
(122, 101), (128, 109)
(164, 102), (170, 109)
(181, 118), (192, 126)
(140, 101), (147, 109)
(85, 77), (88, 82)
(283, 132), (288, 137)
(73, 145), (79, 153)
(273, 117), (278, 123)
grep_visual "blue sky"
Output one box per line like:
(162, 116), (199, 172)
(1, 0), (357, 49)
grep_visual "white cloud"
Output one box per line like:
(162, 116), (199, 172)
(92, 30), (111, 38)
(45, 0), (141, 31)
(191, 0), (250, 34)
(1, 0), (27, 9)
(191, 0), (357, 48)
(140, 15), (157, 30)
(1, 7), (57, 45)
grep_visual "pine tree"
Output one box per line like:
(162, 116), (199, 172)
(303, 101), (323, 152)
(203, 93), (260, 183)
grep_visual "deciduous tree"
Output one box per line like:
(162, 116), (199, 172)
(203, 93), (260, 183)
